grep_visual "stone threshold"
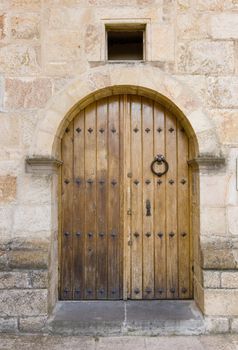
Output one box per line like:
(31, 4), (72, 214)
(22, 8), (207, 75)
(47, 300), (205, 336)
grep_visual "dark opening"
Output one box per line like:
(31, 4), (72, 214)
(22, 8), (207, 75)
(107, 30), (144, 61)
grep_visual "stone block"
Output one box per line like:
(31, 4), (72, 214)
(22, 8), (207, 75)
(45, 30), (82, 62)
(85, 24), (101, 61)
(207, 77), (238, 108)
(0, 113), (20, 148)
(203, 270), (220, 288)
(231, 318), (238, 333)
(19, 316), (47, 333)
(17, 175), (51, 205)
(177, 13), (210, 39)
(13, 205), (52, 232)
(196, 0), (238, 11)
(0, 317), (18, 333)
(211, 14), (238, 39)
(0, 13), (7, 40)
(204, 289), (238, 316)
(0, 45), (40, 75)
(227, 207), (238, 236)
(200, 175), (226, 207)
(173, 74), (207, 104)
(8, 250), (48, 270)
(178, 41), (234, 74)
(11, 13), (40, 40)
(201, 207), (226, 236)
(5, 78), (52, 110)
(28, 270), (48, 288)
(11, 0), (41, 10)
(0, 176), (17, 203)
(202, 249), (238, 270)
(221, 271), (238, 289)
(151, 24), (175, 61)
(204, 316), (230, 334)
(46, 7), (92, 30)
(209, 109), (238, 146)
(0, 272), (29, 289)
(0, 289), (47, 316)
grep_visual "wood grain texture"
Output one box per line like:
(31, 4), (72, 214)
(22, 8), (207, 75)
(60, 94), (192, 301)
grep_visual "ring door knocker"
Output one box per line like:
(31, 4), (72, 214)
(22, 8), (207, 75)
(150, 154), (169, 177)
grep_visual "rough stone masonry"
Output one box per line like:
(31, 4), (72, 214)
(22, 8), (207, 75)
(0, 0), (238, 335)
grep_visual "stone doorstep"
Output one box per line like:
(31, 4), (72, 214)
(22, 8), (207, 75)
(47, 300), (205, 336)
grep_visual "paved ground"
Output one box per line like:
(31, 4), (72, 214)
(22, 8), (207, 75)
(1, 335), (238, 350)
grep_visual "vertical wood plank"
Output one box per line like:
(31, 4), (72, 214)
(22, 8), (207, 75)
(142, 97), (154, 299)
(153, 104), (167, 299)
(84, 103), (97, 299)
(107, 95), (121, 299)
(73, 111), (85, 300)
(177, 122), (190, 299)
(123, 95), (131, 300)
(131, 95), (143, 299)
(61, 121), (74, 300)
(96, 98), (108, 299)
(165, 112), (178, 299)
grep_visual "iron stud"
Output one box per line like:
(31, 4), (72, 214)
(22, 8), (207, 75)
(134, 179), (139, 185)
(99, 179), (105, 185)
(134, 288), (140, 294)
(111, 179), (117, 186)
(88, 232), (93, 238)
(181, 232), (187, 237)
(158, 232), (163, 238)
(111, 231), (117, 238)
(76, 127), (82, 133)
(181, 287), (187, 294)
(169, 232), (175, 238)
(169, 127), (174, 133)
(64, 232), (70, 237)
(64, 179), (70, 184)
(87, 289), (93, 295)
(180, 179), (186, 185)
(87, 179), (93, 184)
(111, 127), (116, 133)
(157, 180), (162, 185)
(75, 178), (81, 185)
(133, 127), (139, 133)
(99, 128), (104, 133)
(99, 288), (104, 295)
(158, 288), (164, 294)
(99, 232), (105, 238)
(134, 232), (140, 238)
(145, 179), (151, 185)
(145, 287), (152, 294)
(76, 231), (81, 237)
(170, 288), (175, 293)
(145, 232), (151, 237)
(157, 127), (162, 133)
(88, 127), (93, 133)
(145, 128), (150, 133)
(169, 179), (174, 185)
(65, 127), (70, 133)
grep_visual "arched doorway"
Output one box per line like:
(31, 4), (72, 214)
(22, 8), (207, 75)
(60, 94), (193, 301)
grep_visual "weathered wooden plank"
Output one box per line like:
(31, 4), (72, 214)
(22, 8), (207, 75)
(96, 98), (108, 299)
(130, 95), (143, 299)
(72, 111), (85, 300)
(84, 103), (97, 299)
(107, 95), (121, 299)
(142, 97), (154, 299)
(61, 121), (74, 300)
(177, 122), (190, 299)
(153, 104), (167, 299)
(165, 112), (178, 299)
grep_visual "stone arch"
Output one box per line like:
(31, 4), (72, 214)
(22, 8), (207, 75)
(25, 64), (225, 318)
(29, 64), (220, 159)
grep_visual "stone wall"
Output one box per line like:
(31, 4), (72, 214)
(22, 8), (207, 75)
(0, 0), (238, 334)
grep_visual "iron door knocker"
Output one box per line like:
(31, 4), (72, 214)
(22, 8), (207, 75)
(151, 154), (169, 177)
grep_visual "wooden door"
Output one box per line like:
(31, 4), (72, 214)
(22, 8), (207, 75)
(60, 95), (192, 300)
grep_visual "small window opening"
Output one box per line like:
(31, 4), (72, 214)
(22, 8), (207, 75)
(107, 28), (144, 61)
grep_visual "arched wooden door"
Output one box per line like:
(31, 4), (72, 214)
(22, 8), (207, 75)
(60, 95), (193, 300)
